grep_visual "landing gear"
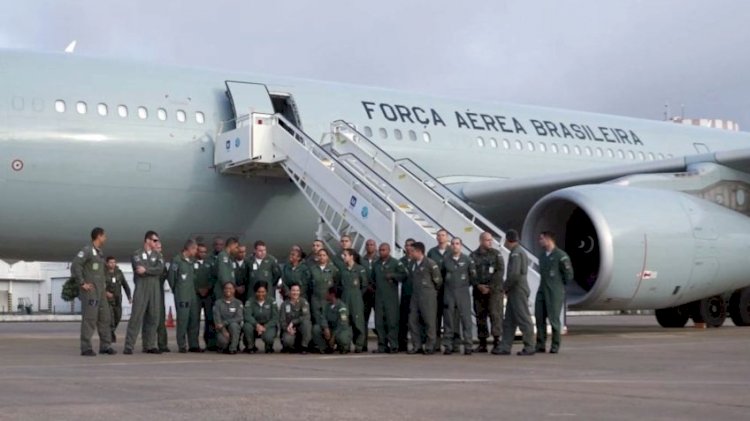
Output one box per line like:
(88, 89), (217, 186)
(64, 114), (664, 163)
(655, 305), (690, 328)
(729, 288), (750, 326)
(692, 296), (726, 328)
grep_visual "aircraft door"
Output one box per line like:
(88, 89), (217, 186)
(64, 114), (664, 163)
(225, 81), (275, 120)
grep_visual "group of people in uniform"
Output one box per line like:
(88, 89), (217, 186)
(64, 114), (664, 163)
(71, 227), (574, 357)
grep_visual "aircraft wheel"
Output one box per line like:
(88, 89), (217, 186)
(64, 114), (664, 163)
(729, 288), (750, 326)
(655, 305), (689, 328)
(697, 296), (726, 328)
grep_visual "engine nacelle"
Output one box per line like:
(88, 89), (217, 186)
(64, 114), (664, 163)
(522, 185), (750, 310)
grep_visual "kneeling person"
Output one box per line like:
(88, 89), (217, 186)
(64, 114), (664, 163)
(213, 283), (244, 354)
(279, 284), (312, 354)
(313, 286), (353, 354)
(243, 281), (279, 353)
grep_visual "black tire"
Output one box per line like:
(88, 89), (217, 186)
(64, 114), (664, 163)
(697, 296), (726, 328)
(729, 288), (750, 327)
(655, 305), (690, 328)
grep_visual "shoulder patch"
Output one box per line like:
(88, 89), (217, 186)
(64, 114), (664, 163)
(77, 251), (84, 258)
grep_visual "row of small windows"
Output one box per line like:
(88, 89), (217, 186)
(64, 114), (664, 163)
(363, 126), (431, 143)
(54, 100), (205, 124)
(362, 126), (672, 162)
(472, 136), (672, 161)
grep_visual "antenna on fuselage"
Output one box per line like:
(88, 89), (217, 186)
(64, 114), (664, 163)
(64, 40), (77, 54)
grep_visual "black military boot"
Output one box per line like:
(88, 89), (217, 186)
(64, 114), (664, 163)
(474, 338), (488, 353)
(490, 337), (502, 355)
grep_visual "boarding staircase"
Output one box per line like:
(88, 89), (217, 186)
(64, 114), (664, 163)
(214, 112), (543, 306)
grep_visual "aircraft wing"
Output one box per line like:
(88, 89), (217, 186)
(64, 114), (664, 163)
(454, 148), (750, 230)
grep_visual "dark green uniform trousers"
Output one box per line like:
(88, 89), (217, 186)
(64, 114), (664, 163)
(281, 322), (311, 350)
(375, 293), (400, 352)
(312, 325), (352, 351)
(197, 294), (216, 348)
(409, 291), (438, 352)
(500, 290), (535, 353)
(109, 301), (122, 342)
(243, 324), (277, 350)
(124, 279), (160, 351)
(80, 286), (112, 353)
(217, 322), (242, 352)
(175, 298), (200, 350)
(535, 289), (564, 351)
(443, 288), (473, 350)
(398, 291), (411, 351)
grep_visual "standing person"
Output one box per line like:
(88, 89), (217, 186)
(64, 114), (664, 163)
(360, 239), (378, 352)
(154, 239), (170, 353)
(372, 243), (407, 353)
(309, 249), (340, 327)
(497, 230), (535, 356)
(249, 240), (282, 298)
(233, 245), (250, 303)
(536, 231), (574, 354)
(470, 232), (505, 354)
(312, 286), (353, 354)
(441, 238), (477, 355)
(281, 248), (312, 302)
(243, 281), (278, 354)
(123, 231), (165, 355)
(71, 227), (115, 356)
(213, 283), (244, 354)
(339, 248), (368, 353)
(407, 242), (442, 355)
(167, 240), (201, 353)
(331, 234), (353, 271)
(305, 240), (324, 266)
(104, 256), (131, 343)
(398, 238), (416, 352)
(213, 237), (239, 299)
(427, 229), (452, 350)
(194, 244), (217, 351)
(279, 284), (312, 354)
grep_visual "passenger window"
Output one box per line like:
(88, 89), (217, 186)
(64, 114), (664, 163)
(394, 129), (403, 140)
(595, 147), (603, 157)
(477, 137), (485, 147)
(157, 108), (167, 121)
(97, 103), (108, 116)
(514, 140), (523, 150)
(422, 132), (431, 143)
(408, 130), (417, 141)
(627, 151), (635, 160)
(562, 144), (570, 154)
(539, 142), (547, 152)
(138, 106), (148, 119)
(364, 126), (373, 137)
(606, 149), (614, 158)
(76, 101), (87, 114)
(176, 110), (186, 123)
(118, 105), (128, 118)
(502, 139), (510, 149)
(527, 141), (535, 152)
(379, 128), (388, 139)
(617, 150), (625, 159)
(490, 138), (498, 148)
(647, 152), (655, 161)
(55, 100), (66, 113)
(550, 143), (559, 154)
(637, 151), (645, 160)
(573, 145), (581, 155)
(195, 111), (205, 124)
(657, 153), (665, 160)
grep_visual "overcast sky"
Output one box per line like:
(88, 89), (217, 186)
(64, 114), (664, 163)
(1, 0), (749, 128)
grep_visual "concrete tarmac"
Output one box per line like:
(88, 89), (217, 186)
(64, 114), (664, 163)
(0, 315), (748, 420)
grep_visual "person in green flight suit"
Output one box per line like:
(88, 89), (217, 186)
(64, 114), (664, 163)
(331, 234), (353, 272)
(104, 256), (131, 343)
(427, 229), (456, 351)
(233, 245), (250, 303)
(248, 240), (282, 298)
(360, 239), (378, 352)
(213, 237), (239, 299)
(407, 242), (443, 355)
(312, 286), (353, 354)
(371, 243), (407, 353)
(279, 283), (312, 354)
(441, 237), (477, 355)
(154, 239), (170, 353)
(167, 239), (201, 353)
(243, 281), (279, 354)
(309, 249), (341, 328)
(213, 282), (244, 354)
(536, 231), (574, 354)
(496, 229), (536, 356)
(281, 248), (313, 302)
(338, 248), (369, 353)
(71, 227), (115, 356)
(470, 232), (505, 354)
(398, 238), (416, 352)
(123, 231), (165, 355)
